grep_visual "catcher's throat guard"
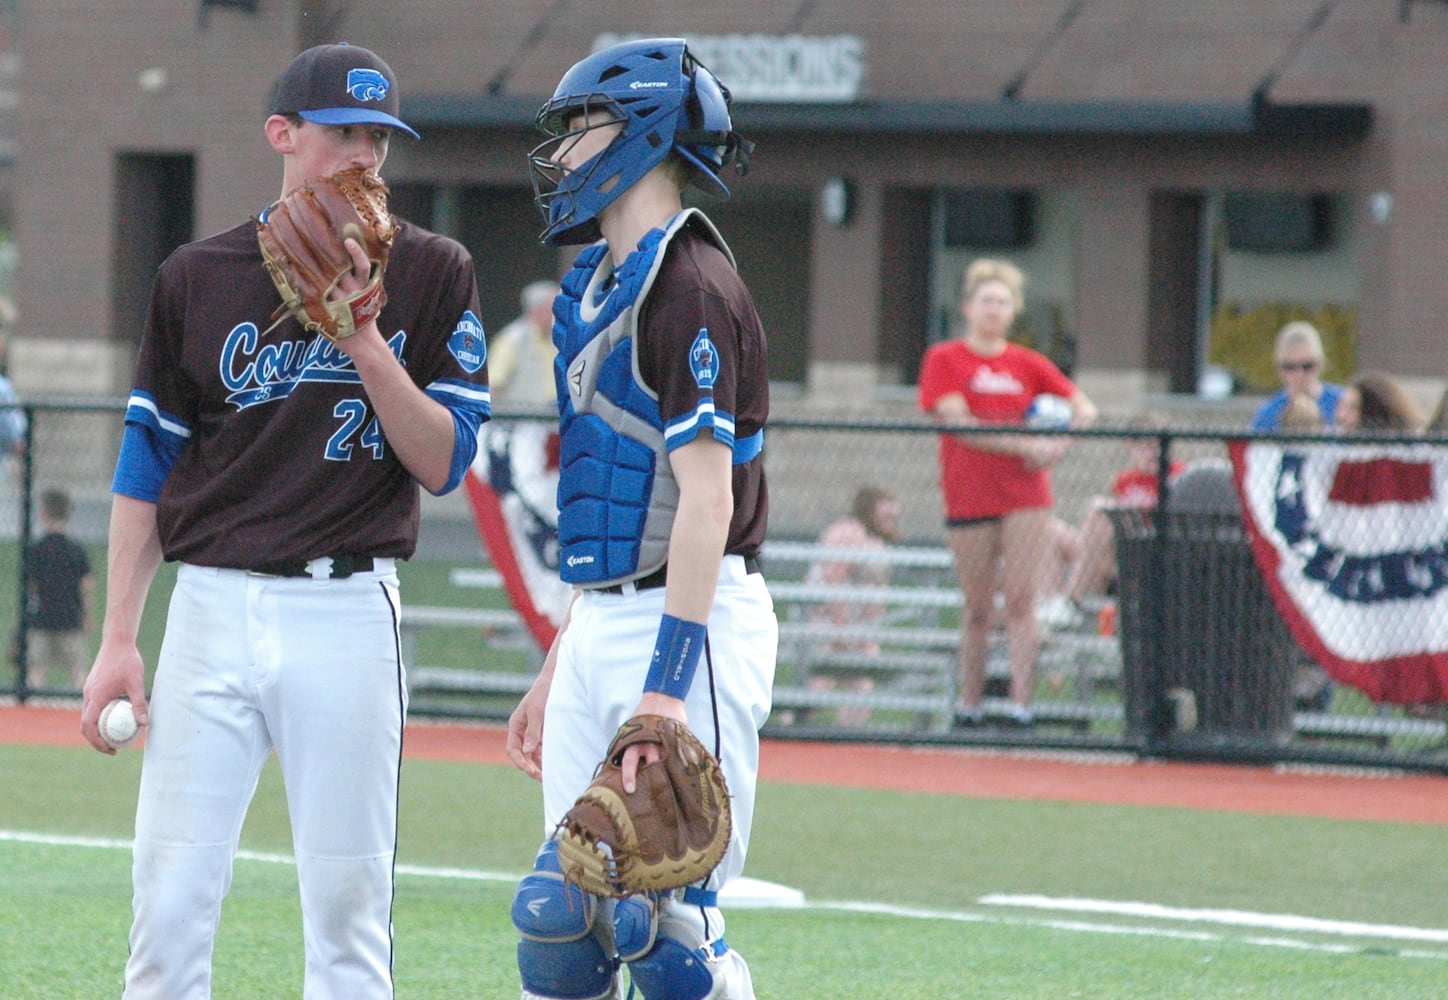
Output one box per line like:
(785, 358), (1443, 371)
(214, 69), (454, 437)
(555, 715), (732, 898)
(256, 167), (396, 342)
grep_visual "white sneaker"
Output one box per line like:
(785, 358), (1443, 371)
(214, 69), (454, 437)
(1005, 704), (1035, 728)
(1036, 595), (1083, 629)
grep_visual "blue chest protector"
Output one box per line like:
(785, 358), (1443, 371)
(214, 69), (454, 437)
(553, 209), (732, 587)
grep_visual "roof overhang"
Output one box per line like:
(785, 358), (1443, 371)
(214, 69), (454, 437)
(405, 93), (1372, 140)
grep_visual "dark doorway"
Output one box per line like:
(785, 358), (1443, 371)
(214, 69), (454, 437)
(880, 188), (933, 385)
(392, 183), (814, 385)
(710, 194), (811, 385)
(1147, 192), (1206, 394)
(456, 185), (561, 338)
(112, 154), (195, 342)
(390, 182), (559, 341)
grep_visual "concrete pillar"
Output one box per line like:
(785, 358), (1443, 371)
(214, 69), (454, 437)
(805, 176), (887, 403)
(1072, 182), (1163, 409)
(1379, 5), (1448, 376)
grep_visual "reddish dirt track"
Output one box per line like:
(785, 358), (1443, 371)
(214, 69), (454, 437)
(6, 703), (1445, 825)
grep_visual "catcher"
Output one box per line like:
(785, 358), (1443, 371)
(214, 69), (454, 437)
(505, 38), (775, 1000)
(80, 43), (490, 999)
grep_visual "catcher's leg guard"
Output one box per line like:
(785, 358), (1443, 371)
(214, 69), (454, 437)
(512, 840), (619, 1000)
(611, 894), (658, 963)
(617, 889), (731, 1000)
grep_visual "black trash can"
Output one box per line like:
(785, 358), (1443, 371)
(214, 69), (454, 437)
(1109, 477), (1298, 747)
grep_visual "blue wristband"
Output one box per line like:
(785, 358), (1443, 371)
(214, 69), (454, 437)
(644, 614), (707, 699)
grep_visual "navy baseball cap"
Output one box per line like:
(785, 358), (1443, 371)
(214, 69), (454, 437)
(268, 43), (420, 140)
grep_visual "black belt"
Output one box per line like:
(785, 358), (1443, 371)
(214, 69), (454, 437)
(595, 555), (760, 595)
(248, 555), (375, 579)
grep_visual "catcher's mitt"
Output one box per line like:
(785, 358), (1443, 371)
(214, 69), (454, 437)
(556, 715), (732, 898)
(256, 167), (397, 342)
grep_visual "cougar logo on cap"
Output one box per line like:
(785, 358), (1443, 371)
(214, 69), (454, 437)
(347, 68), (390, 103)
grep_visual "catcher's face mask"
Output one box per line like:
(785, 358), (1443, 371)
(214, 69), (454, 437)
(528, 98), (629, 246)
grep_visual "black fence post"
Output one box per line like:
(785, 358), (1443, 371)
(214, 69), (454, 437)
(1142, 430), (1174, 754)
(13, 402), (33, 702)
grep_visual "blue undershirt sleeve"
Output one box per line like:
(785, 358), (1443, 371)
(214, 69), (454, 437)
(433, 407), (482, 497)
(111, 423), (177, 502)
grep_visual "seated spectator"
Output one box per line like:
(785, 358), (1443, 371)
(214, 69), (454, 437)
(1335, 370), (1426, 433)
(1300, 371), (1425, 711)
(0, 320), (27, 465)
(802, 485), (903, 726)
(1064, 414), (1184, 610)
(1033, 517), (1084, 628)
(1251, 321), (1342, 432)
(1279, 391), (1327, 432)
(1428, 386), (1447, 434)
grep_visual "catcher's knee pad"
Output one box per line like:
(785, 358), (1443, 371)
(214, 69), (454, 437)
(611, 895), (658, 962)
(618, 892), (726, 1000)
(512, 840), (618, 1000)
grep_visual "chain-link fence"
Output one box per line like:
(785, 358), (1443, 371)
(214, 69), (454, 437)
(759, 415), (1448, 773)
(5, 401), (1447, 774)
(0, 401), (122, 701)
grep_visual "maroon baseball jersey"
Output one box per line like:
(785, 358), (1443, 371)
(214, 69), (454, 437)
(130, 217), (489, 567)
(636, 223), (769, 555)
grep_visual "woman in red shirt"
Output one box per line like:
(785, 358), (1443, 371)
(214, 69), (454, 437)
(918, 259), (1096, 727)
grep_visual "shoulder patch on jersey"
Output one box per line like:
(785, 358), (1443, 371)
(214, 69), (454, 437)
(449, 311), (487, 374)
(689, 328), (717, 389)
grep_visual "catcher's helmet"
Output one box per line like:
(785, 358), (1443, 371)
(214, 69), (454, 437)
(528, 37), (753, 245)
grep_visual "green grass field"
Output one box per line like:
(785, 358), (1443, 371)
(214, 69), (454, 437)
(4, 740), (1446, 999)
(5, 548), (1447, 995)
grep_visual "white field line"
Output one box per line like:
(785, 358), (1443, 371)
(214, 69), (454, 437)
(978, 894), (1448, 944)
(6, 830), (1446, 961)
(0, 830), (520, 884)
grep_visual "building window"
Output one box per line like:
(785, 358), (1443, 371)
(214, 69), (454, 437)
(1223, 192), (1334, 253)
(941, 188), (1036, 249)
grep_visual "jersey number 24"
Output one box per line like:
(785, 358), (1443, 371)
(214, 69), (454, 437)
(326, 399), (385, 461)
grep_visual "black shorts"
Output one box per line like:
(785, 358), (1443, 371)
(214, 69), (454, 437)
(945, 515), (1004, 529)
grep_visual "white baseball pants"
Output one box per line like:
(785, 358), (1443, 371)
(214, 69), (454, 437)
(124, 562), (406, 1000)
(541, 554), (778, 999)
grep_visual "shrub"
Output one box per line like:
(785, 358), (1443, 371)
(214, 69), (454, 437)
(1209, 301), (1357, 392)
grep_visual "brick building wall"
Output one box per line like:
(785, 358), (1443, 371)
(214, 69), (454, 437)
(5, 0), (1445, 415)
(1383, 3), (1448, 373)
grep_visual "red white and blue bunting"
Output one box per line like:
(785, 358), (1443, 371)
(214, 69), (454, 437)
(464, 423), (569, 654)
(1230, 440), (1448, 704)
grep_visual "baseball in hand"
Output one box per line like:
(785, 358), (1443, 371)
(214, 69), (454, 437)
(98, 699), (141, 750)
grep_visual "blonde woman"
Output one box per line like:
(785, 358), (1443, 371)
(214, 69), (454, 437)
(1251, 321), (1343, 431)
(918, 259), (1096, 727)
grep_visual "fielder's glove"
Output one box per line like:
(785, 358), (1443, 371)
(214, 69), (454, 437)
(556, 714), (732, 898)
(256, 167), (396, 342)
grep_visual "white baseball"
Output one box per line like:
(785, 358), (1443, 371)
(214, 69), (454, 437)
(99, 699), (141, 750)
(1025, 393), (1073, 429)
